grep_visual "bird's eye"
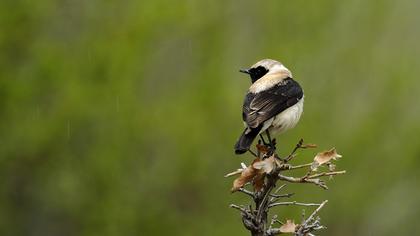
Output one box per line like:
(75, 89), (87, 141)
(256, 66), (266, 74)
(257, 66), (265, 72)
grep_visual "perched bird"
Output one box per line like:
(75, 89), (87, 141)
(234, 59), (304, 154)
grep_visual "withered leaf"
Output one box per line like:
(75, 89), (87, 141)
(311, 148), (342, 171)
(253, 156), (279, 191)
(279, 219), (297, 233)
(231, 159), (260, 192)
(256, 144), (269, 154)
(253, 172), (265, 192)
(231, 156), (280, 192)
(253, 155), (276, 174)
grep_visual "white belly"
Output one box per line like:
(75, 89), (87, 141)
(260, 97), (304, 135)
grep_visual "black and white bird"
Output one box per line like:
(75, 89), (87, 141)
(234, 59), (304, 154)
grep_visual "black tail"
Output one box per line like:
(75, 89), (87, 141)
(234, 126), (262, 154)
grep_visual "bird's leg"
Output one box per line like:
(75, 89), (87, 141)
(259, 134), (268, 146)
(265, 130), (276, 154)
(247, 149), (258, 158)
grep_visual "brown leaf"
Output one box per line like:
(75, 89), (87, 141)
(231, 156), (279, 192)
(252, 156), (279, 191)
(253, 173), (265, 192)
(253, 155), (276, 174)
(231, 159), (260, 192)
(311, 148), (342, 171)
(279, 220), (297, 233)
(256, 144), (269, 154)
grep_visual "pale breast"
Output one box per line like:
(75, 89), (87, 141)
(267, 97), (304, 135)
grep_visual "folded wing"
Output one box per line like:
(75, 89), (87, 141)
(243, 78), (303, 129)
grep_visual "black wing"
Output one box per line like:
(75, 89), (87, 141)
(243, 78), (303, 128)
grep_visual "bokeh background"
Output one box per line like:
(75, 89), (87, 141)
(1, 0), (420, 235)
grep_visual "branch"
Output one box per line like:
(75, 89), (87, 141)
(256, 184), (274, 223)
(230, 204), (248, 214)
(296, 200), (328, 235)
(230, 204), (255, 221)
(270, 193), (294, 199)
(305, 200), (328, 223)
(284, 139), (304, 162)
(266, 228), (286, 235)
(227, 138), (345, 236)
(307, 170), (346, 179)
(239, 188), (255, 198)
(277, 174), (329, 190)
(287, 163), (313, 170)
(268, 201), (322, 209)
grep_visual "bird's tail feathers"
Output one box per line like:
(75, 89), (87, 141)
(234, 126), (262, 155)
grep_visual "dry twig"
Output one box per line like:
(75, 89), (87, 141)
(226, 138), (346, 236)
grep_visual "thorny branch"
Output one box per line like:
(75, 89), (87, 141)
(226, 139), (346, 236)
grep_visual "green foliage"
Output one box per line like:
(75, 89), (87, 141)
(1, 0), (420, 235)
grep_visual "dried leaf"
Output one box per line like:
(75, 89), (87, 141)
(231, 156), (279, 192)
(231, 159), (260, 192)
(253, 173), (265, 191)
(256, 144), (269, 154)
(231, 167), (256, 192)
(279, 220), (297, 233)
(311, 148), (342, 171)
(252, 156), (279, 191)
(253, 155), (276, 174)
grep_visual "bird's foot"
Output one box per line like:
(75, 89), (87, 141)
(259, 134), (269, 146)
(267, 138), (276, 155)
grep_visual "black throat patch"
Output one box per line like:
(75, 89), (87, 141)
(249, 66), (269, 83)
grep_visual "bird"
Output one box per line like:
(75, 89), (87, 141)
(234, 59), (304, 154)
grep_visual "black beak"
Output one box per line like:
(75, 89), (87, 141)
(239, 69), (250, 74)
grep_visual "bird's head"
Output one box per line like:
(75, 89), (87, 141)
(240, 59), (292, 83)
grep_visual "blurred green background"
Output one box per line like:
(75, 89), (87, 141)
(1, 0), (420, 235)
